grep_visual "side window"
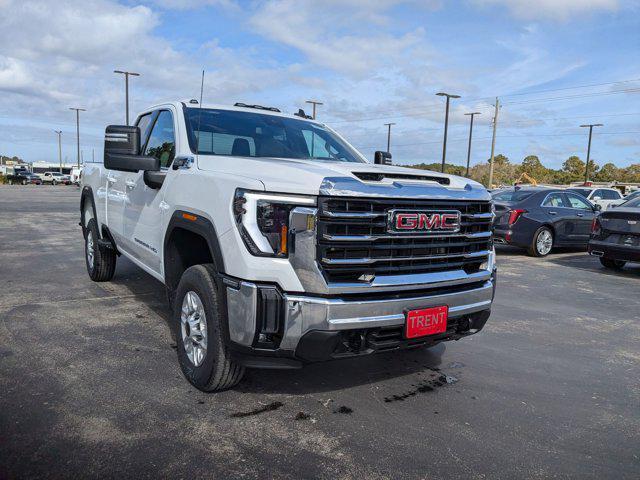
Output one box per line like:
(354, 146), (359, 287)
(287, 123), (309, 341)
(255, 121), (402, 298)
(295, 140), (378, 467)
(602, 189), (622, 200)
(565, 193), (592, 210)
(136, 113), (154, 148)
(592, 189), (604, 199)
(144, 110), (175, 168)
(542, 193), (567, 208)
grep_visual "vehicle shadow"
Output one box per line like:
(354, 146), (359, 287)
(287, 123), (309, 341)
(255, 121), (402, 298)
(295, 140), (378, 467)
(546, 252), (640, 278)
(236, 344), (446, 396)
(107, 256), (448, 395)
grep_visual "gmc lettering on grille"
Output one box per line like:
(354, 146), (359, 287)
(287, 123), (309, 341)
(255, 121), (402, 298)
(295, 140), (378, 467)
(389, 210), (461, 233)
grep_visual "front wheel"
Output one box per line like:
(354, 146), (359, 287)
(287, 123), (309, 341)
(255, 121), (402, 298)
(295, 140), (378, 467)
(21, 179), (26, 186)
(8, 179), (13, 185)
(52, 180), (57, 186)
(174, 264), (245, 392)
(528, 226), (553, 257)
(600, 257), (626, 270)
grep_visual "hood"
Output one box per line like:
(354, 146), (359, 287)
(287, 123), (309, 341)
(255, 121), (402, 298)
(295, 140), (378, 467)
(197, 155), (489, 200)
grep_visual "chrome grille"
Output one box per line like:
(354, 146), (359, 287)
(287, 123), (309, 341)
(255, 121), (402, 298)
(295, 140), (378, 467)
(317, 197), (493, 282)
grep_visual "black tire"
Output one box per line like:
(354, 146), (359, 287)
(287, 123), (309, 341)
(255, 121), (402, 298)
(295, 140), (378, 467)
(21, 179), (26, 186)
(174, 264), (245, 392)
(52, 180), (57, 186)
(600, 257), (626, 270)
(528, 226), (554, 257)
(84, 218), (117, 281)
(8, 179), (13, 185)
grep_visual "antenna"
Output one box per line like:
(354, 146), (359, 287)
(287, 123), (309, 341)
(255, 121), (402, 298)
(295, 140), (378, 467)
(196, 69), (205, 163)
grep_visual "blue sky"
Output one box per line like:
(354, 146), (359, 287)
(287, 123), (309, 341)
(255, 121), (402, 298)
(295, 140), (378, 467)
(0, 0), (638, 169)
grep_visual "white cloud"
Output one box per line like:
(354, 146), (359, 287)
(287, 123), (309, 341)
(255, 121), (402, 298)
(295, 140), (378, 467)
(248, 0), (432, 78)
(470, 0), (619, 20)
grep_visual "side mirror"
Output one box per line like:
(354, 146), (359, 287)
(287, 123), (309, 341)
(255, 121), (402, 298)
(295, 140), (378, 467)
(594, 204), (602, 212)
(104, 125), (159, 172)
(374, 151), (392, 165)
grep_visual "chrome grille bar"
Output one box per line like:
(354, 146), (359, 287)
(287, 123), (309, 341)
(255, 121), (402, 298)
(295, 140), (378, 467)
(322, 250), (491, 265)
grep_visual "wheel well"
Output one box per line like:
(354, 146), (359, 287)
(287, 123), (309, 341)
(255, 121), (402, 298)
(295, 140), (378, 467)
(164, 227), (214, 292)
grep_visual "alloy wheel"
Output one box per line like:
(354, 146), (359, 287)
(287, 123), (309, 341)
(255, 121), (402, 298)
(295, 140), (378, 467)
(180, 291), (208, 367)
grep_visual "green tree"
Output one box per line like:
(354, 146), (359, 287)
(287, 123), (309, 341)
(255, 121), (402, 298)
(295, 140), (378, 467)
(595, 163), (620, 182)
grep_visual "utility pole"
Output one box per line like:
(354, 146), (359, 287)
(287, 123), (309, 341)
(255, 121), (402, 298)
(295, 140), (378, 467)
(436, 92), (460, 173)
(463, 112), (481, 177)
(305, 100), (323, 120)
(580, 123), (603, 184)
(69, 107), (86, 169)
(488, 97), (500, 188)
(384, 122), (395, 153)
(54, 130), (62, 173)
(114, 70), (140, 125)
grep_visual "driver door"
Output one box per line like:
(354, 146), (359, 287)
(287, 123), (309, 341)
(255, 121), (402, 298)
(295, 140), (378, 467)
(123, 109), (176, 275)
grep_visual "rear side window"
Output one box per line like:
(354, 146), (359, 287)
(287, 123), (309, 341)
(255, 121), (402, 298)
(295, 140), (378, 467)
(542, 193), (567, 207)
(623, 198), (640, 208)
(565, 193), (592, 210)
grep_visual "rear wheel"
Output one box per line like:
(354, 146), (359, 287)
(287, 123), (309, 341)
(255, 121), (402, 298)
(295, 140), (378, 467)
(528, 226), (553, 257)
(174, 264), (245, 392)
(84, 218), (117, 281)
(600, 257), (626, 270)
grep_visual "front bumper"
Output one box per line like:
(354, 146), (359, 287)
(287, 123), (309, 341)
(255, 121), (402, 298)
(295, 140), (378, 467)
(225, 272), (496, 366)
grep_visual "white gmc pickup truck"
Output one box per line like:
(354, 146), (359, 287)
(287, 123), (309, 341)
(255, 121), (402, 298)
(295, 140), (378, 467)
(81, 100), (496, 391)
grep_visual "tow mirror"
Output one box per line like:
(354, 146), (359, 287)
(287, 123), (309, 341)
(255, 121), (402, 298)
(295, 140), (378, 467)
(104, 125), (159, 173)
(594, 204), (602, 212)
(374, 151), (392, 165)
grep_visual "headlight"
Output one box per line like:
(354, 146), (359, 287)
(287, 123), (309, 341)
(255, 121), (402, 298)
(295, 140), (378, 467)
(234, 189), (316, 257)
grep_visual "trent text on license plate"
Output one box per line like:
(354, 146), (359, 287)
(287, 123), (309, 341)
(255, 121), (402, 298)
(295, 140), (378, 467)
(405, 306), (448, 339)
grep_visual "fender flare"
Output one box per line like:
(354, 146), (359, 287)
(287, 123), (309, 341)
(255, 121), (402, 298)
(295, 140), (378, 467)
(80, 186), (99, 236)
(164, 210), (226, 286)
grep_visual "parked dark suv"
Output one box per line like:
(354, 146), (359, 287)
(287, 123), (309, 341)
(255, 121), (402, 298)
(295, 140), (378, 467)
(493, 187), (600, 256)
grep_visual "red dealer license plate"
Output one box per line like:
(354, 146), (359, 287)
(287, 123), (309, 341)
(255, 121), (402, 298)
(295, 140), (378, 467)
(405, 306), (448, 339)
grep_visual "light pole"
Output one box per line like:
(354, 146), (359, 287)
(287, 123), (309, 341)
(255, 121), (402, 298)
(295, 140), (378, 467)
(69, 107), (86, 169)
(580, 123), (603, 184)
(436, 92), (460, 173)
(463, 112), (481, 177)
(114, 70), (140, 125)
(305, 100), (323, 120)
(54, 130), (62, 173)
(384, 122), (396, 153)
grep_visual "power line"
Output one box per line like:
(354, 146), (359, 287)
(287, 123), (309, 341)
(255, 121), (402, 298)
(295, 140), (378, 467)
(503, 88), (640, 105)
(326, 77), (640, 122)
(352, 131), (640, 150)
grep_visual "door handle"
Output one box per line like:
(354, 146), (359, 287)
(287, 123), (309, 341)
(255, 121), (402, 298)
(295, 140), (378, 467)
(548, 211), (557, 215)
(125, 180), (137, 189)
(106, 176), (117, 185)
(577, 213), (584, 217)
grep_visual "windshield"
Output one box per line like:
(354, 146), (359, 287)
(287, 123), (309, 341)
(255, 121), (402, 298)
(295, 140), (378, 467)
(183, 107), (365, 163)
(491, 190), (535, 202)
(568, 188), (592, 198)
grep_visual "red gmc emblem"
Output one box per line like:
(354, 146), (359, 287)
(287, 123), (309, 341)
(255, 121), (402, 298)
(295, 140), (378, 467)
(388, 210), (461, 234)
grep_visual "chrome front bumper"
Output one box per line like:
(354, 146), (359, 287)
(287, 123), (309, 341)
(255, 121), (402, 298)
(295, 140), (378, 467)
(225, 277), (495, 352)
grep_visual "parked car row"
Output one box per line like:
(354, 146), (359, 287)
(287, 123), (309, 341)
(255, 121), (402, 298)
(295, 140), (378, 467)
(5, 170), (73, 185)
(491, 186), (640, 271)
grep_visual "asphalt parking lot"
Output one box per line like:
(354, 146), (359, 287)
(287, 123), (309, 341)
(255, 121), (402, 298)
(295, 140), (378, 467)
(1, 186), (639, 479)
